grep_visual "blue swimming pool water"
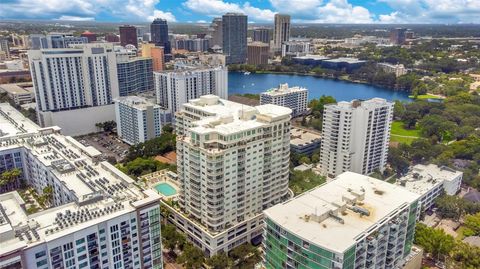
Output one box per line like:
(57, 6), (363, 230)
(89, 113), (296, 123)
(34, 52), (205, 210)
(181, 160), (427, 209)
(154, 183), (177, 196)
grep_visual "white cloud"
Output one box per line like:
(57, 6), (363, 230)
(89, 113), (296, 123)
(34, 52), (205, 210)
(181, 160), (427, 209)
(269, 0), (323, 15)
(290, 0), (373, 23)
(0, 0), (176, 22)
(183, 0), (275, 22)
(56, 15), (95, 21)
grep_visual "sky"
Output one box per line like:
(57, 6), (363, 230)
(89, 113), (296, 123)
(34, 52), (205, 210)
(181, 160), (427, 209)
(0, 0), (479, 24)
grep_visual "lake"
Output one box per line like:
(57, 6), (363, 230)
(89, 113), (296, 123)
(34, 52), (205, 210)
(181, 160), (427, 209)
(228, 72), (410, 102)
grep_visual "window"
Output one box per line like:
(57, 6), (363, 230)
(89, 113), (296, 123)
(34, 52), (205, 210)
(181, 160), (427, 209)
(35, 251), (46, 259)
(76, 238), (85, 245)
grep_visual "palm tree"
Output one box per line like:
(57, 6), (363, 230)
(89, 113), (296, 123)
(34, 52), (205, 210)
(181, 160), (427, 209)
(0, 168), (21, 187)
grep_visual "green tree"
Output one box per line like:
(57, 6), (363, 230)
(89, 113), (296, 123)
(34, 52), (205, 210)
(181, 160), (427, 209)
(464, 213), (480, 236)
(414, 223), (455, 260)
(0, 168), (21, 187)
(177, 243), (205, 269)
(206, 252), (232, 269)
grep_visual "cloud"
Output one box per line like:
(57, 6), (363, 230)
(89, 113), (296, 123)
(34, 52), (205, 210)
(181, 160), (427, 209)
(183, 0), (275, 22)
(269, 0), (323, 15)
(287, 0), (373, 23)
(56, 16), (95, 21)
(0, 0), (176, 22)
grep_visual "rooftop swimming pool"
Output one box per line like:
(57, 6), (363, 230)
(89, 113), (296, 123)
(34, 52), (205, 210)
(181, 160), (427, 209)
(154, 182), (177, 196)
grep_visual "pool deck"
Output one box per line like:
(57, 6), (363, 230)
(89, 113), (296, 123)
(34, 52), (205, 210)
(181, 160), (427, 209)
(139, 169), (180, 199)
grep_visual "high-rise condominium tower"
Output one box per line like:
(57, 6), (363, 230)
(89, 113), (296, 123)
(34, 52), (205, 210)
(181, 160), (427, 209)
(172, 95), (291, 254)
(209, 17), (223, 48)
(260, 83), (308, 117)
(319, 98), (393, 178)
(154, 65), (228, 115)
(252, 28), (270, 44)
(222, 13), (247, 64)
(150, 18), (171, 54)
(119, 25), (138, 48)
(273, 14), (290, 52)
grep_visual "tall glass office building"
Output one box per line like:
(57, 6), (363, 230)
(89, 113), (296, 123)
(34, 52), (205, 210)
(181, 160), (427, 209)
(222, 13), (247, 64)
(150, 19), (171, 54)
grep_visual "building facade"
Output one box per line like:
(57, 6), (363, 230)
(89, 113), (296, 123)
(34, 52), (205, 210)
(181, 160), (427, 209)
(119, 25), (138, 48)
(247, 42), (269, 65)
(0, 38), (10, 60)
(263, 172), (420, 269)
(0, 104), (163, 269)
(281, 40), (310, 57)
(150, 19), (171, 54)
(252, 28), (270, 44)
(116, 56), (154, 96)
(260, 83), (308, 117)
(170, 95), (291, 256)
(320, 98), (393, 178)
(290, 127), (321, 156)
(378, 63), (407, 77)
(209, 18), (223, 49)
(273, 14), (290, 53)
(115, 96), (163, 145)
(390, 28), (407, 45)
(222, 13), (248, 64)
(154, 65), (228, 115)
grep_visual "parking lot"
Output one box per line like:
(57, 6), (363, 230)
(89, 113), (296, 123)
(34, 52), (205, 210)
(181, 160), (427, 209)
(76, 133), (130, 163)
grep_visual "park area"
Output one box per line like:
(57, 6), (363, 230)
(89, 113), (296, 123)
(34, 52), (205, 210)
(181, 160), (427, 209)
(390, 120), (422, 145)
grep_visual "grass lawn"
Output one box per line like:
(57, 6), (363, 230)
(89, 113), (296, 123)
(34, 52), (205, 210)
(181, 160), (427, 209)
(289, 170), (325, 196)
(391, 121), (421, 137)
(408, 94), (445, 100)
(390, 135), (417, 145)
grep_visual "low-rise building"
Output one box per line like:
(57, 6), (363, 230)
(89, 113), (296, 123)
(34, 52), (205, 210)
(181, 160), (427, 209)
(378, 63), (407, 77)
(263, 172), (420, 269)
(247, 42), (269, 65)
(260, 83), (308, 117)
(115, 96), (164, 145)
(0, 83), (35, 105)
(397, 164), (462, 212)
(281, 40), (310, 57)
(290, 127), (321, 155)
(321, 57), (366, 71)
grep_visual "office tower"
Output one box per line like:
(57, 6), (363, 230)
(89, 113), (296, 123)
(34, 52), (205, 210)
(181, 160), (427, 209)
(209, 17), (223, 48)
(171, 95), (291, 255)
(154, 65), (228, 115)
(247, 42), (270, 65)
(319, 98), (393, 178)
(28, 43), (119, 135)
(260, 83), (308, 117)
(222, 13), (247, 64)
(115, 96), (162, 145)
(28, 34), (48, 49)
(81, 30), (97, 42)
(252, 28), (270, 43)
(263, 172), (420, 269)
(390, 28), (407, 45)
(46, 33), (88, 48)
(0, 103), (163, 269)
(116, 56), (154, 96)
(105, 33), (120, 43)
(119, 25), (138, 48)
(142, 44), (164, 72)
(0, 38), (10, 59)
(273, 14), (290, 52)
(150, 18), (171, 54)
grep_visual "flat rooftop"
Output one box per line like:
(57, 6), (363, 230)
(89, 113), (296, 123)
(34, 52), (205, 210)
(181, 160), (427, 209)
(0, 103), (40, 137)
(262, 83), (307, 96)
(323, 57), (366, 64)
(264, 172), (419, 254)
(115, 96), (160, 110)
(0, 84), (34, 95)
(397, 164), (462, 196)
(293, 55), (330, 60)
(290, 128), (321, 147)
(329, 98), (392, 111)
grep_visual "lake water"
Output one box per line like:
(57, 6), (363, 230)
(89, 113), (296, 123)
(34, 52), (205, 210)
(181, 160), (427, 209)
(228, 72), (410, 102)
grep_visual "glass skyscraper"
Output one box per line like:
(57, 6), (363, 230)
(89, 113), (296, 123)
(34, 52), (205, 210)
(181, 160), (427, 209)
(150, 18), (171, 54)
(222, 13), (247, 64)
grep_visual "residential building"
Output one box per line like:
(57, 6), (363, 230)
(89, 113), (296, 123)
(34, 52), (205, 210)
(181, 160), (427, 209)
(142, 44), (165, 72)
(198, 53), (226, 67)
(281, 40), (310, 57)
(0, 104), (163, 268)
(116, 56), (154, 96)
(80, 31), (97, 42)
(115, 96), (162, 145)
(150, 18), (171, 54)
(222, 13), (248, 64)
(209, 17), (223, 49)
(247, 42), (269, 65)
(105, 33), (120, 43)
(273, 14), (290, 52)
(390, 28), (407, 45)
(290, 127), (321, 156)
(0, 38), (10, 59)
(166, 95), (291, 256)
(253, 28), (270, 44)
(46, 33), (88, 48)
(154, 65), (228, 115)
(378, 63), (407, 77)
(260, 83), (308, 117)
(28, 43), (119, 135)
(320, 98), (394, 178)
(263, 172), (420, 269)
(28, 34), (48, 50)
(119, 25), (138, 48)
(397, 164), (463, 212)
(0, 83), (35, 105)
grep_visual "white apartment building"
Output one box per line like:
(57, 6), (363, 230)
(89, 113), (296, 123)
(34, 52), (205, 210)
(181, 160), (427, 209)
(166, 95), (291, 256)
(263, 172), (420, 269)
(28, 43), (119, 136)
(397, 164), (463, 213)
(0, 103), (162, 269)
(260, 83), (308, 117)
(281, 40), (311, 57)
(378, 63), (407, 77)
(320, 98), (394, 178)
(115, 96), (163, 145)
(154, 65), (228, 117)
